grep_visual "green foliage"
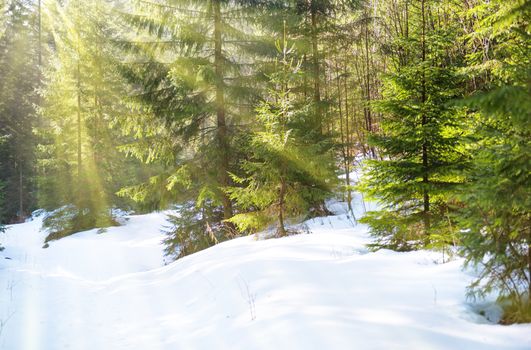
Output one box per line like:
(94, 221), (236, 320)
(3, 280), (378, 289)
(363, 211), (423, 252)
(36, 0), (148, 238)
(498, 296), (531, 324)
(456, 0), (531, 323)
(115, 0), (282, 259)
(163, 201), (225, 260)
(1, 1), (529, 324)
(227, 32), (336, 237)
(0, 0), (39, 222)
(42, 205), (118, 243)
(360, 0), (467, 249)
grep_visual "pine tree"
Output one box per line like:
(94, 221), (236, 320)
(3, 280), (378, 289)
(227, 25), (335, 237)
(457, 0), (531, 323)
(360, 0), (467, 251)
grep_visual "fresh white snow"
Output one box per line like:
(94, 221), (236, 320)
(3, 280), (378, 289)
(1, 195), (530, 350)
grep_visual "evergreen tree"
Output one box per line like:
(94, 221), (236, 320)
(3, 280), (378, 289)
(118, 0), (276, 258)
(360, 0), (467, 250)
(163, 201), (224, 260)
(37, 0), (141, 241)
(0, 0), (40, 223)
(457, 0), (531, 323)
(227, 25), (336, 237)
(287, 0), (344, 216)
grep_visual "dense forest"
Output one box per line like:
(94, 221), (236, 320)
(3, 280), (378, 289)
(0, 0), (529, 323)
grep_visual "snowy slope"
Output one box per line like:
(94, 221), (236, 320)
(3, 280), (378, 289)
(1, 199), (530, 349)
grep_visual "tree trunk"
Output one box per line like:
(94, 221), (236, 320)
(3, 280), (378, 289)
(310, 4), (321, 133)
(527, 229), (531, 299)
(38, 0), (42, 67)
(307, 3), (332, 217)
(363, 11), (376, 158)
(18, 162), (23, 220)
(351, 55), (369, 157)
(213, 0), (233, 224)
(277, 178), (287, 237)
(76, 59), (82, 186)
(343, 60), (353, 213)
(335, 62), (352, 212)
(421, 0), (430, 236)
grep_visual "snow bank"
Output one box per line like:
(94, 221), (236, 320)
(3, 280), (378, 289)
(0, 203), (530, 349)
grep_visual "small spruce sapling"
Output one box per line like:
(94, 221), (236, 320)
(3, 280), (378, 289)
(227, 23), (334, 237)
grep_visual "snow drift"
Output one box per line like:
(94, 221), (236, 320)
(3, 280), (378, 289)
(0, 199), (530, 349)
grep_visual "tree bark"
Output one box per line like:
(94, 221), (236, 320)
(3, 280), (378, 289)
(527, 229), (531, 299)
(77, 59), (82, 182)
(38, 0), (42, 67)
(213, 0), (233, 224)
(277, 178), (287, 237)
(421, 0), (430, 235)
(343, 60), (353, 213)
(363, 10), (376, 158)
(310, 4), (321, 133)
(18, 162), (23, 220)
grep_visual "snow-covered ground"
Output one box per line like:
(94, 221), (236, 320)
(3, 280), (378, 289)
(1, 196), (530, 349)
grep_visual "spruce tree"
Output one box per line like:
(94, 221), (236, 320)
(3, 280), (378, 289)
(0, 0), (40, 223)
(360, 0), (466, 250)
(287, 0), (342, 217)
(37, 0), (137, 241)
(457, 0), (531, 323)
(118, 0), (275, 258)
(227, 25), (335, 237)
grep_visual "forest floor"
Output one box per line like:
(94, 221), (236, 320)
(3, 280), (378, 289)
(1, 193), (530, 349)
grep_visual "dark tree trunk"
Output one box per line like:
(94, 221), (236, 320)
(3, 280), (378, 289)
(527, 229), (531, 299)
(213, 0), (234, 224)
(420, 0), (430, 236)
(343, 61), (353, 213)
(77, 61), (82, 182)
(38, 0), (42, 67)
(277, 178), (287, 237)
(310, 4), (321, 133)
(19, 162), (23, 220)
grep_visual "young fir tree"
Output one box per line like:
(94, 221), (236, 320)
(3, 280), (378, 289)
(360, 0), (467, 251)
(227, 26), (335, 237)
(457, 0), (531, 323)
